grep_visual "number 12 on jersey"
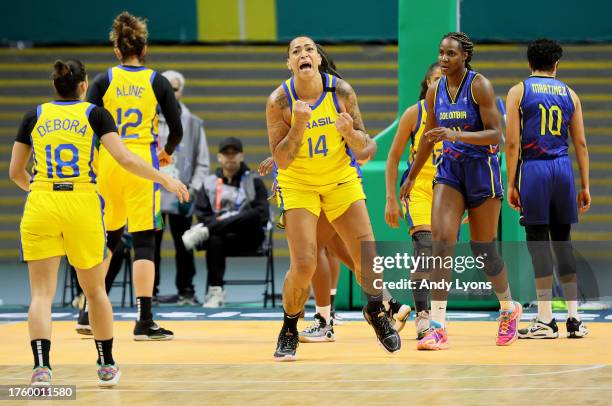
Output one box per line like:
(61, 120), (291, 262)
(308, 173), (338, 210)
(308, 134), (328, 158)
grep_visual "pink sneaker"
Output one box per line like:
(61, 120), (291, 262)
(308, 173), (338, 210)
(416, 325), (449, 350)
(30, 366), (52, 386)
(496, 301), (523, 346)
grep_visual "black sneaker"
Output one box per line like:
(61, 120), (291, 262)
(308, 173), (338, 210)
(518, 318), (559, 339)
(177, 293), (200, 306)
(273, 328), (299, 361)
(363, 304), (401, 354)
(566, 317), (589, 338)
(76, 309), (92, 335)
(133, 319), (174, 341)
(157, 294), (179, 304)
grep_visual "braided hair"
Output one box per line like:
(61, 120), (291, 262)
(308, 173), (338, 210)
(316, 43), (342, 79)
(442, 32), (474, 70)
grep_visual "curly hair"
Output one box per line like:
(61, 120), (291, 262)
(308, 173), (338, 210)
(109, 12), (148, 62)
(527, 39), (563, 71)
(442, 32), (474, 70)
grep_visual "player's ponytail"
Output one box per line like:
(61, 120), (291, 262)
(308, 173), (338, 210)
(110, 11), (148, 62)
(419, 62), (440, 100)
(442, 32), (474, 70)
(316, 43), (342, 79)
(52, 59), (87, 99)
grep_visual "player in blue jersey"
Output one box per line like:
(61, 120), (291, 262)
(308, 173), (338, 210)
(400, 32), (522, 350)
(505, 39), (590, 339)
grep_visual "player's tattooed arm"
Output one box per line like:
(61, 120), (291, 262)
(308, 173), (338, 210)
(266, 87), (305, 170)
(336, 79), (372, 153)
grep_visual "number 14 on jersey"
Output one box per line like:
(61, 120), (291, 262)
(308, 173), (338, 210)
(308, 134), (328, 157)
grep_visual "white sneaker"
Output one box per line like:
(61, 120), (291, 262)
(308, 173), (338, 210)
(299, 313), (335, 343)
(182, 224), (209, 250)
(202, 286), (225, 308)
(518, 318), (559, 339)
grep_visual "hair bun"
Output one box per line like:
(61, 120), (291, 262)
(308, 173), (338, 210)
(53, 60), (71, 80)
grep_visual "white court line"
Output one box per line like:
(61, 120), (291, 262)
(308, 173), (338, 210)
(1, 364), (605, 384)
(72, 387), (612, 393)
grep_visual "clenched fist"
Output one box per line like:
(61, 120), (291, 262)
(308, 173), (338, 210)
(335, 112), (353, 137)
(293, 100), (312, 127)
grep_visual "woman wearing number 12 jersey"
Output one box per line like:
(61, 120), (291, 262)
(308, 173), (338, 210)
(86, 12), (183, 340)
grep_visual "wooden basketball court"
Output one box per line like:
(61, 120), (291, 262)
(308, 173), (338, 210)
(1, 320), (611, 404)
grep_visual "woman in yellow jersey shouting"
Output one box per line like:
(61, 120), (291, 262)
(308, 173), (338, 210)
(10, 60), (188, 387)
(84, 12), (183, 340)
(267, 36), (400, 361)
(385, 63), (442, 339)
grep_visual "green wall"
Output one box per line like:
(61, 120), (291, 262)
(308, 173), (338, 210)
(462, 0), (612, 42)
(0, 1), (197, 44)
(1, 0), (610, 44)
(276, 0), (398, 42)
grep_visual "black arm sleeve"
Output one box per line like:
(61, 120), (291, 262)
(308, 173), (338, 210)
(15, 109), (37, 146)
(86, 72), (110, 107)
(194, 186), (216, 225)
(88, 106), (118, 138)
(152, 73), (183, 154)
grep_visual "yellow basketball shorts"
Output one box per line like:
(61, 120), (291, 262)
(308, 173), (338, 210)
(276, 177), (365, 222)
(98, 145), (162, 232)
(401, 177), (433, 229)
(20, 183), (107, 269)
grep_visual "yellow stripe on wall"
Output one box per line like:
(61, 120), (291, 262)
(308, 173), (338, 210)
(197, 0), (240, 42)
(245, 0), (277, 41)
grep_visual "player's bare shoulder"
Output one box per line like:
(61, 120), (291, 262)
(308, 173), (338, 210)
(267, 85), (290, 114)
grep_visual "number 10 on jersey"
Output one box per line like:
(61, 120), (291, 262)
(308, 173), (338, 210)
(308, 135), (328, 157)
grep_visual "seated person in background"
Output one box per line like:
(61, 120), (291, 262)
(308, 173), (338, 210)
(182, 137), (270, 307)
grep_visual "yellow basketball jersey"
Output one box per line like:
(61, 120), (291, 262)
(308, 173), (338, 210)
(276, 73), (360, 188)
(408, 99), (442, 176)
(102, 66), (159, 149)
(30, 101), (98, 184)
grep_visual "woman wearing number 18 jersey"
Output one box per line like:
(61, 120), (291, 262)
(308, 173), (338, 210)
(86, 12), (183, 340)
(11, 59), (187, 387)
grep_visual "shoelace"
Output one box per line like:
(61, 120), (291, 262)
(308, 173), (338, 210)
(304, 318), (322, 333)
(98, 365), (117, 379)
(32, 368), (51, 381)
(279, 331), (297, 350)
(497, 312), (513, 335)
(372, 311), (394, 336)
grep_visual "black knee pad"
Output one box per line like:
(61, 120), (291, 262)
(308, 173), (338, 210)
(412, 231), (432, 272)
(549, 224), (576, 277)
(525, 224), (550, 242)
(106, 227), (125, 252)
(470, 240), (504, 277)
(131, 230), (156, 261)
(525, 225), (554, 278)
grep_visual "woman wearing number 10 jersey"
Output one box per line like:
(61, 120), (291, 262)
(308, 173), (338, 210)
(86, 12), (183, 340)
